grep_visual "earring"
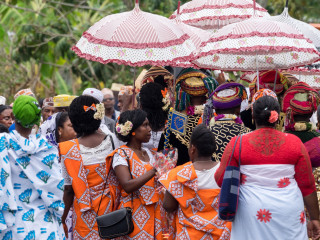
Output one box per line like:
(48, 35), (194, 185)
(132, 132), (136, 136)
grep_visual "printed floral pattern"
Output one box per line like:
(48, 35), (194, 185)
(212, 54), (220, 63)
(170, 47), (178, 56)
(277, 178), (291, 188)
(93, 46), (101, 53)
(236, 56), (245, 64)
(256, 209), (272, 223)
(117, 49), (126, 57)
(240, 174), (247, 185)
(265, 56), (274, 64)
(314, 76), (320, 83)
(267, 38), (276, 45)
(300, 211), (306, 224)
(291, 53), (299, 60)
(238, 39), (247, 46)
(145, 49), (154, 58)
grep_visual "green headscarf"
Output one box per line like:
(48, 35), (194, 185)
(13, 95), (41, 128)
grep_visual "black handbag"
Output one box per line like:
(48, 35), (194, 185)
(96, 148), (134, 239)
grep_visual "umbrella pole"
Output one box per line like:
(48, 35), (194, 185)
(273, 70), (278, 92)
(133, 67), (136, 108)
(285, 0), (289, 8)
(255, 52), (260, 90)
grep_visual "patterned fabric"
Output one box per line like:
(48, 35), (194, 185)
(249, 70), (289, 102)
(141, 66), (173, 87)
(53, 95), (77, 108)
(210, 82), (247, 109)
(215, 128), (316, 239)
(0, 131), (65, 240)
(42, 97), (54, 108)
(14, 88), (35, 100)
(107, 146), (163, 240)
(210, 120), (251, 162)
(159, 162), (232, 240)
(175, 68), (218, 112)
(282, 82), (320, 131)
(160, 114), (201, 166)
(59, 139), (119, 239)
(39, 113), (60, 147)
(251, 89), (277, 106)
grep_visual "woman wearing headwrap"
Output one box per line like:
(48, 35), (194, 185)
(282, 82), (320, 205)
(204, 82), (251, 162)
(0, 95), (65, 239)
(158, 68), (218, 166)
(241, 70), (299, 130)
(215, 95), (320, 240)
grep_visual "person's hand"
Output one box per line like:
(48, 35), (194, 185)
(307, 220), (320, 240)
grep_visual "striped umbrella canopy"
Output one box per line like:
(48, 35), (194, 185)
(192, 7), (320, 72)
(72, 0), (196, 67)
(170, 0), (269, 31)
(173, 1), (212, 68)
(269, 2), (320, 51)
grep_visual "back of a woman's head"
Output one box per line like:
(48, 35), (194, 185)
(140, 82), (168, 131)
(253, 95), (280, 127)
(68, 95), (100, 136)
(190, 124), (216, 157)
(116, 109), (147, 142)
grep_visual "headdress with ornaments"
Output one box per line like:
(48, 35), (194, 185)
(116, 120), (133, 136)
(282, 82), (319, 131)
(175, 68), (218, 112)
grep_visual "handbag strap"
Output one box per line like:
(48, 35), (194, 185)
(96, 146), (133, 216)
(96, 134), (115, 216)
(238, 135), (243, 166)
(227, 135), (240, 167)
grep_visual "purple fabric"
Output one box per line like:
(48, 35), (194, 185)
(212, 99), (242, 109)
(304, 137), (320, 168)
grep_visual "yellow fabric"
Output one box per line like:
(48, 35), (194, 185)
(53, 95), (77, 107)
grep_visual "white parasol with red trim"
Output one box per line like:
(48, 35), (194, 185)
(72, 0), (196, 68)
(192, 2), (320, 72)
(170, 0), (269, 31)
(173, 1), (212, 68)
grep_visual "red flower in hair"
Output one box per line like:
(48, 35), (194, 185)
(277, 178), (291, 188)
(269, 110), (279, 123)
(256, 209), (272, 223)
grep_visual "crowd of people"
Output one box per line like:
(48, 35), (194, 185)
(0, 67), (320, 240)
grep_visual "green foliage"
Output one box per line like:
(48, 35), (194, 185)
(0, 0), (319, 100)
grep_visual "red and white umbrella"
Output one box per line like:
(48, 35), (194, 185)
(72, 0), (196, 67)
(269, 1), (320, 51)
(284, 61), (320, 87)
(170, 0), (269, 31)
(173, 1), (212, 68)
(192, 13), (320, 71)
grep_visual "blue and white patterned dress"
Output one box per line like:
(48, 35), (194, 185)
(0, 130), (65, 240)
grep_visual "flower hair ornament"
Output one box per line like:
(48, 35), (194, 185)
(116, 121), (133, 136)
(268, 110), (279, 123)
(83, 103), (105, 120)
(161, 88), (170, 111)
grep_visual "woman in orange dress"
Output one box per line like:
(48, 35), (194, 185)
(107, 109), (163, 239)
(60, 95), (118, 239)
(160, 125), (232, 240)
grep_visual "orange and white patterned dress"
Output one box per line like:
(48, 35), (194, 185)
(159, 162), (232, 240)
(59, 138), (119, 239)
(107, 146), (164, 240)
